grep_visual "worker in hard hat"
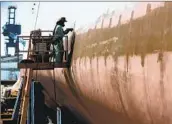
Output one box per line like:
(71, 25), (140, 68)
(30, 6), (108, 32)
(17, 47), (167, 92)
(52, 17), (73, 63)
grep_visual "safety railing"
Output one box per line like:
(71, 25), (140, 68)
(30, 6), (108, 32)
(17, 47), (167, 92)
(16, 30), (69, 69)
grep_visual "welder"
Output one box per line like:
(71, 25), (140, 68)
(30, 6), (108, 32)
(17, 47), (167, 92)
(52, 17), (73, 63)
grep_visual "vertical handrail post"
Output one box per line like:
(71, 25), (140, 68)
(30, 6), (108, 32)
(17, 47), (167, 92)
(57, 107), (61, 124)
(64, 35), (68, 62)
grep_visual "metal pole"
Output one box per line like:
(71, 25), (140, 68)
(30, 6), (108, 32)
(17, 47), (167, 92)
(34, 2), (40, 30)
(12, 77), (24, 120)
(17, 36), (19, 63)
(31, 81), (35, 124)
(56, 107), (61, 124)
(14, 7), (16, 24)
(64, 35), (68, 62)
(66, 36), (68, 62)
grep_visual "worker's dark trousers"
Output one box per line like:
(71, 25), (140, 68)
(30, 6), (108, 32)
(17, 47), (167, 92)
(55, 42), (64, 63)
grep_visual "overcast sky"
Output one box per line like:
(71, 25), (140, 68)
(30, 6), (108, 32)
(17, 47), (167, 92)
(1, 2), (165, 56)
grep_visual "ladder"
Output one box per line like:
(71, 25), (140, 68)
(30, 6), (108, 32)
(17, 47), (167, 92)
(19, 68), (33, 124)
(1, 78), (23, 123)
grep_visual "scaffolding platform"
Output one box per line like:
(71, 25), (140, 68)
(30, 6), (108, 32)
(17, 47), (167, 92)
(18, 62), (69, 70)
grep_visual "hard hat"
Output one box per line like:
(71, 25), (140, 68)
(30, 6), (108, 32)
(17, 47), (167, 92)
(57, 17), (67, 23)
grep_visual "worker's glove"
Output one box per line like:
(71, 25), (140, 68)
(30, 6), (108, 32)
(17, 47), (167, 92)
(69, 28), (74, 32)
(66, 28), (74, 32)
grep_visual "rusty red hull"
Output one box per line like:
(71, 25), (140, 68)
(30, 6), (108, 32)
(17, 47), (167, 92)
(19, 2), (172, 124)
(30, 51), (172, 124)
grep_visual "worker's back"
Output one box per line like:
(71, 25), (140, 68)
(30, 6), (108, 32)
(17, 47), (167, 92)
(53, 25), (64, 42)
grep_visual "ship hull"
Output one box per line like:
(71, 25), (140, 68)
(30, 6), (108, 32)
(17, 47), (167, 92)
(29, 51), (172, 124)
(19, 2), (172, 124)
